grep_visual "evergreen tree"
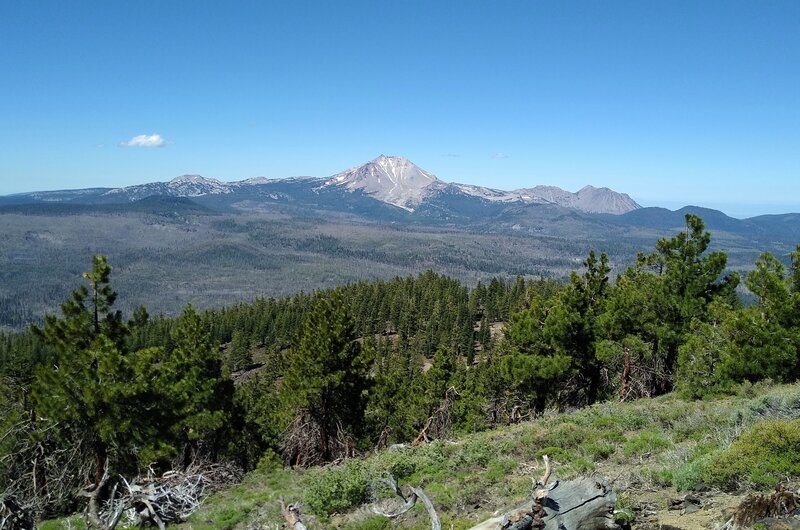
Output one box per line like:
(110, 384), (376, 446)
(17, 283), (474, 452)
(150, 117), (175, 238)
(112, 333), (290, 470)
(228, 327), (252, 372)
(603, 215), (739, 394)
(280, 290), (371, 464)
(791, 244), (800, 294)
(719, 253), (799, 384)
(31, 257), (233, 483)
(158, 304), (232, 466)
(31, 256), (150, 483)
(675, 301), (733, 398)
(542, 250), (610, 404)
(502, 295), (571, 414)
(645, 214), (740, 381)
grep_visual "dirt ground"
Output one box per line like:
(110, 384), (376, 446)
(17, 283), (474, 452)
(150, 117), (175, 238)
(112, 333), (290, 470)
(629, 488), (746, 529)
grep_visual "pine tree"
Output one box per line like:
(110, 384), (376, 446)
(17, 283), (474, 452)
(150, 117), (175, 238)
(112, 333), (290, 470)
(158, 304), (232, 466)
(228, 327), (252, 372)
(280, 290), (371, 464)
(31, 256), (154, 483)
(603, 215), (739, 394)
(502, 296), (571, 414)
(542, 250), (610, 404)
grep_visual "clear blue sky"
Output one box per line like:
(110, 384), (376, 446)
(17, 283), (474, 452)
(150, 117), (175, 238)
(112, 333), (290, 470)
(1, 1), (798, 217)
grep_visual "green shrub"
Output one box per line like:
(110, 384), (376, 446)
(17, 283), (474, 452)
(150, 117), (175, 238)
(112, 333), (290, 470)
(305, 460), (369, 516)
(538, 422), (588, 449)
(256, 448), (283, 473)
(585, 441), (616, 461)
(534, 446), (575, 462)
(622, 430), (671, 458)
(375, 448), (418, 480)
(598, 428), (626, 443)
(450, 437), (495, 468)
(705, 419), (800, 491)
(566, 457), (594, 475)
(484, 457), (518, 482)
(673, 452), (716, 492)
(616, 408), (650, 430)
(641, 467), (673, 488)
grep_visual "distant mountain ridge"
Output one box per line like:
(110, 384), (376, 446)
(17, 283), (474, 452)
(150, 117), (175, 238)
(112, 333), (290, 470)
(0, 155), (641, 215)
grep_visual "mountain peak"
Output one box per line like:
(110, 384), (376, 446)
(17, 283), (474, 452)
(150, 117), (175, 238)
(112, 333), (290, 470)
(325, 155), (440, 211)
(574, 185), (639, 214)
(167, 174), (230, 196)
(169, 174), (222, 186)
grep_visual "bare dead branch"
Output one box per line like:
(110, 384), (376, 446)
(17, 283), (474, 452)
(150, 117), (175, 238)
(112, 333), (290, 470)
(409, 486), (441, 530)
(279, 498), (308, 530)
(371, 475), (418, 518)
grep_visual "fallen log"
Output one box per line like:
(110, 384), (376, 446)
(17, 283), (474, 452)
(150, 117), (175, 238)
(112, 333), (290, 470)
(467, 454), (617, 530)
(371, 455), (617, 530)
(468, 476), (618, 530)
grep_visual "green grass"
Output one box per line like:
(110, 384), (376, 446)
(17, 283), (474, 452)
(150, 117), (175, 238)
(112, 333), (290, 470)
(209, 383), (800, 528)
(39, 382), (800, 529)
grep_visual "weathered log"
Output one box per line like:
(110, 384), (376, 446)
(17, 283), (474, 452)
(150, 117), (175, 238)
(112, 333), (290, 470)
(373, 455), (616, 530)
(469, 477), (618, 530)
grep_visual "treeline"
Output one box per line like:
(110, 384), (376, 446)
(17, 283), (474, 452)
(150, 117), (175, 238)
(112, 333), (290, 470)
(1, 214), (800, 522)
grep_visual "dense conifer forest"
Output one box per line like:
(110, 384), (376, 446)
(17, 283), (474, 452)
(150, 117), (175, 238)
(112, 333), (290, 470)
(2, 214), (800, 525)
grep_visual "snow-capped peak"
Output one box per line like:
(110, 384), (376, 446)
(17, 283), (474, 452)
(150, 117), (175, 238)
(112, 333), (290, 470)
(324, 155), (440, 211)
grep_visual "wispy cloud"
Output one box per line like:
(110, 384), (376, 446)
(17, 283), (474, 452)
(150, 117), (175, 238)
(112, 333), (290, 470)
(492, 152), (509, 160)
(119, 133), (169, 148)
(444, 153), (461, 158)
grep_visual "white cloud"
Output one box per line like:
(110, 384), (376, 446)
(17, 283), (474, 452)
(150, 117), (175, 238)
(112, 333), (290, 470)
(119, 133), (169, 148)
(492, 152), (509, 160)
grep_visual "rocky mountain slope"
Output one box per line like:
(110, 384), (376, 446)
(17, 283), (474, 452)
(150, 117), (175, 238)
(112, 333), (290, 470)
(322, 155), (440, 211)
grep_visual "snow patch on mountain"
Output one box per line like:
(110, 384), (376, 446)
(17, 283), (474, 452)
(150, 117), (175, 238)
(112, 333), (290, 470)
(446, 182), (638, 214)
(323, 155), (440, 211)
(166, 175), (230, 196)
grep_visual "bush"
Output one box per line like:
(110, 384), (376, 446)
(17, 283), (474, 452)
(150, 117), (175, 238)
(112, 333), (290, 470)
(622, 431), (671, 458)
(538, 422), (588, 449)
(585, 441), (616, 461)
(305, 460), (369, 516)
(645, 468), (673, 488)
(484, 457), (518, 482)
(374, 448), (418, 480)
(534, 446), (575, 462)
(673, 452), (717, 492)
(705, 419), (800, 491)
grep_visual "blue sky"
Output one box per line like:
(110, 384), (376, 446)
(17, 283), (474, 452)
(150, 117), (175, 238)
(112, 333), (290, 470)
(1, 1), (798, 217)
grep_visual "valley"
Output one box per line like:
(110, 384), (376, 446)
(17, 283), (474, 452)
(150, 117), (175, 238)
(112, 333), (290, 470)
(1, 156), (797, 330)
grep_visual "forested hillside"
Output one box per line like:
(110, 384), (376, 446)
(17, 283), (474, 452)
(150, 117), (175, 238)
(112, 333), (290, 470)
(2, 214), (800, 528)
(1, 197), (792, 331)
